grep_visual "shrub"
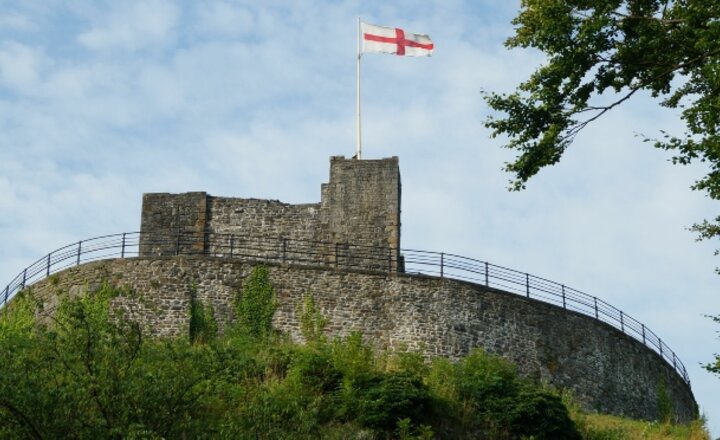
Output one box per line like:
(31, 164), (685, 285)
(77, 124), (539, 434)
(506, 387), (581, 439)
(189, 293), (217, 344)
(233, 266), (276, 339)
(356, 372), (433, 432)
(288, 347), (342, 394)
(298, 293), (328, 344)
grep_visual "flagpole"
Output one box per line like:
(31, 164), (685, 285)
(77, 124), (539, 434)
(356, 16), (362, 160)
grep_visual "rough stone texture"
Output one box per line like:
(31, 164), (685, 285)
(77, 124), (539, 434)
(207, 198), (320, 242)
(140, 192), (207, 256)
(139, 156), (401, 269)
(29, 257), (698, 423)
(320, 156), (401, 266)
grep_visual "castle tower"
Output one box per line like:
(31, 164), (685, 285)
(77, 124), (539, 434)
(319, 156), (401, 268)
(139, 156), (401, 269)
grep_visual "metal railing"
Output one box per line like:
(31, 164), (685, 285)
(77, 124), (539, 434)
(1, 231), (690, 384)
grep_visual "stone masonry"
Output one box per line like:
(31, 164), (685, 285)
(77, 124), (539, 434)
(139, 156), (401, 269)
(29, 257), (698, 423)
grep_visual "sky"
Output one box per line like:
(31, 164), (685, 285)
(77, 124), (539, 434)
(0, 0), (718, 433)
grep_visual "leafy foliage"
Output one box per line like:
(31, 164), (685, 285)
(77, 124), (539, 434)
(188, 288), (218, 344)
(657, 379), (673, 423)
(234, 265), (277, 339)
(572, 411), (710, 440)
(429, 350), (581, 439)
(0, 284), (589, 438)
(484, 0), (720, 268)
(297, 292), (328, 344)
(356, 372), (432, 432)
(507, 388), (582, 439)
(704, 314), (720, 376)
(0, 285), (216, 439)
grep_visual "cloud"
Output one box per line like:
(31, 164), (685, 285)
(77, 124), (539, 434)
(0, 41), (46, 93)
(77, 0), (179, 51)
(194, 1), (255, 37)
(0, 11), (34, 31)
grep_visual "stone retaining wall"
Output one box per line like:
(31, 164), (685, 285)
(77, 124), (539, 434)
(29, 256), (698, 423)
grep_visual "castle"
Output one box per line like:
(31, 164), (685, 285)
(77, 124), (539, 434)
(19, 156), (697, 422)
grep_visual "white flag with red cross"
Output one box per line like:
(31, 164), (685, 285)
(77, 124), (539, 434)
(354, 20), (434, 160)
(361, 22), (434, 57)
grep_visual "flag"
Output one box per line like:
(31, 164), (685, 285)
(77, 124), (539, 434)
(361, 22), (434, 57)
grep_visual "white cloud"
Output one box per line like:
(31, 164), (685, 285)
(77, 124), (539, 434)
(0, 11), (34, 31)
(0, 41), (46, 93)
(194, 1), (255, 36)
(77, 0), (179, 51)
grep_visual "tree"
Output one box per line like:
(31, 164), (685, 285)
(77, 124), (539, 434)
(484, 0), (720, 270)
(705, 314), (720, 376)
(0, 286), (217, 438)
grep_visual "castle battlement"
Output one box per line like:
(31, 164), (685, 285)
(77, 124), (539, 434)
(140, 156), (401, 269)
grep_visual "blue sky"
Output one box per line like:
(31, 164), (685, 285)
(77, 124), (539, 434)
(1, 0), (719, 433)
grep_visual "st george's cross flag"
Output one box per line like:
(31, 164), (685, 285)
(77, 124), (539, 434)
(361, 22), (434, 57)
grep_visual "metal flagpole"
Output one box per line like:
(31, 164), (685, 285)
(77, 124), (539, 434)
(356, 16), (362, 160)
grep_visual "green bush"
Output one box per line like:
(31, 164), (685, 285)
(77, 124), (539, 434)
(0, 283), (587, 439)
(188, 292), (217, 344)
(356, 372), (433, 432)
(506, 387), (581, 440)
(234, 265), (276, 339)
(439, 348), (580, 439)
(288, 347), (342, 394)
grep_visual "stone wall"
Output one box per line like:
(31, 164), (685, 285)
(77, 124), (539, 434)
(29, 256), (697, 423)
(140, 192), (207, 256)
(139, 156), (401, 268)
(320, 156), (401, 251)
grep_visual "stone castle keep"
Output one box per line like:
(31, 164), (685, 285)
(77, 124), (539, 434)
(139, 156), (401, 268)
(27, 156), (697, 422)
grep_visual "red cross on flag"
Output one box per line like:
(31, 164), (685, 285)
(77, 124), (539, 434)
(361, 22), (434, 57)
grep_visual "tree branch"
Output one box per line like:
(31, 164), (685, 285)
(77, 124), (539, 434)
(0, 400), (44, 440)
(610, 11), (685, 25)
(560, 47), (720, 143)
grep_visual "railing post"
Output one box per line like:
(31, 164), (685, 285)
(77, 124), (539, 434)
(659, 339), (663, 357)
(484, 262), (489, 286)
(440, 253), (444, 278)
(46, 253), (51, 277)
(22, 269), (27, 289)
(121, 233), (126, 258)
(672, 352), (677, 370)
(525, 273), (530, 298)
(561, 285), (566, 309)
(77, 241), (82, 266)
(282, 238), (288, 263)
(594, 297), (598, 319)
(335, 243), (339, 269)
(620, 311), (624, 333)
(4, 286), (8, 305)
(175, 231), (181, 256)
(642, 324), (646, 345)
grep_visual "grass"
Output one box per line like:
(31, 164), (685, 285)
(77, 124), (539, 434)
(572, 411), (711, 440)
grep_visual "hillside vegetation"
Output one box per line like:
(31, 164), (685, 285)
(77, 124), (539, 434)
(575, 412), (708, 440)
(0, 266), (708, 439)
